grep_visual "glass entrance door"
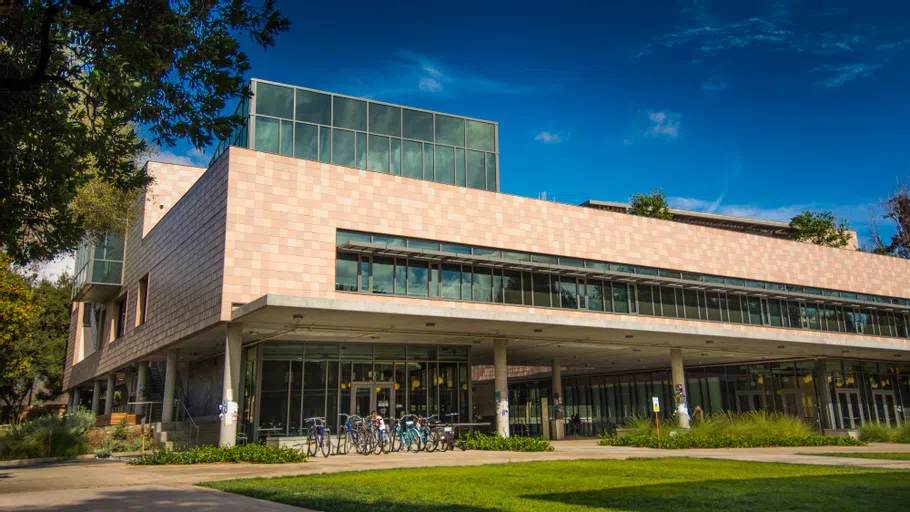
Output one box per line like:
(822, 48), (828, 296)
(350, 384), (394, 418)
(871, 391), (900, 426)
(835, 390), (863, 429)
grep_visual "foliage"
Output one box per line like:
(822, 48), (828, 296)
(857, 422), (910, 443)
(69, 177), (145, 242)
(202, 459), (910, 512)
(0, 1), (290, 264)
(599, 411), (864, 449)
(129, 443), (306, 465)
(0, 406), (95, 460)
(788, 210), (852, 248)
(628, 189), (673, 220)
(0, 261), (71, 423)
(94, 446), (111, 459)
(461, 431), (554, 452)
(869, 180), (910, 258)
(112, 417), (129, 441)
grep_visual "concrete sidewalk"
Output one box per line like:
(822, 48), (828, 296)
(1, 441), (908, 511)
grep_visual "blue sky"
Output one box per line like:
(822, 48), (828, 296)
(161, 0), (909, 243)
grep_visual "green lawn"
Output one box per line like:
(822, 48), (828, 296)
(801, 452), (910, 461)
(201, 459), (910, 512)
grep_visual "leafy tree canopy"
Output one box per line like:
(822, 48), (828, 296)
(0, 0), (290, 265)
(788, 210), (852, 248)
(629, 189), (674, 220)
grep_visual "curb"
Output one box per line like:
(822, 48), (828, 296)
(0, 454), (97, 468)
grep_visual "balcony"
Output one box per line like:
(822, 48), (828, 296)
(72, 232), (124, 302)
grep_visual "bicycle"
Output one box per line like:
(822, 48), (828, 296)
(303, 416), (332, 458)
(436, 412), (459, 452)
(336, 413), (362, 455)
(394, 415), (421, 452)
(418, 414), (440, 453)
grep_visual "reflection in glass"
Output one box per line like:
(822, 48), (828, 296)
(435, 115), (465, 146)
(254, 116), (279, 153)
(587, 280), (604, 311)
(435, 145), (455, 184)
(372, 256), (394, 294)
(504, 270), (522, 304)
(255, 83), (294, 119)
(368, 103), (401, 136)
(403, 109), (434, 141)
(332, 129), (355, 168)
(407, 260), (428, 297)
(423, 143), (434, 180)
(333, 97), (366, 131)
(367, 135), (390, 173)
(441, 264), (461, 299)
(390, 138), (401, 175)
(295, 89), (331, 125)
(318, 126), (331, 163)
(402, 140), (422, 179)
(473, 268), (492, 302)
(466, 119), (495, 151)
(486, 153), (497, 191)
(466, 150), (485, 189)
(335, 253), (358, 291)
(280, 120), (293, 156)
(455, 148), (465, 186)
(356, 132), (367, 170)
(294, 123), (318, 160)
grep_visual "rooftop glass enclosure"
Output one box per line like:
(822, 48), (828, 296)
(72, 232), (125, 301)
(214, 79), (499, 192)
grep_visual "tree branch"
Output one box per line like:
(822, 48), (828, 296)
(0, 3), (60, 91)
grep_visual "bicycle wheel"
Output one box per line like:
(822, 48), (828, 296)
(336, 430), (350, 455)
(438, 431), (449, 452)
(320, 433), (332, 458)
(406, 429), (420, 452)
(380, 430), (391, 454)
(358, 427), (372, 455)
(371, 430), (383, 455)
(390, 430), (401, 452)
(424, 429), (439, 453)
(306, 430), (317, 458)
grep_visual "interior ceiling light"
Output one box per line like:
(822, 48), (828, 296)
(777, 345), (785, 349)
(425, 322), (435, 327)
(625, 335), (634, 339)
(293, 314), (304, 319)
(534, 328), (543, 333)
(705, 340), (714, 344)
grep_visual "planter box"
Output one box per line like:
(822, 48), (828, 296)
(95, 413), (144, 427)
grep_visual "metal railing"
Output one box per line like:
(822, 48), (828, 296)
(175, 399), (200, 447)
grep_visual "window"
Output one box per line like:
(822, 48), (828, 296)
(136, 274), (149, 325)
(768, 300), (783, 327)
(368, 103), (400, 136)
(473, 268), (493, 302)
(335, 253), (358, 291)
(372, 256), (394, 294)
(435, 145), (455, 184)
(706, 292), (722, 321)
(441, 264), (461, 300)
(402, 140), (422, 179)
(612, 283), (629, 313)
(455, 148), (465, 186)
(114, 293), (127, 340)
(560, 277), (578, 309)
(295, 89), (331, 125)
(332, 129), (355, 168)
(318, 126), (331, 163)
(355, 132), (367, 170)
(403, 109), (433, 142)
(294, 123), (318, 160)
(587, 280), (605, 312)
(254, 116), (279, 153)
(683, 289), (700, 319)
(407, 261), (429, 297)
(333, 97), (366, 131)
(486, 153), (497, 191)
(728, 295), (744, 323)
(532, 273), (551, 307)
(466, 119), (495, 151)
(367, 135), (390, 173)
(423, 143), (434, 180)
(504, 270), (522, 304)
(435, 115), (465, 146)
(390, 138), (401, 175)
(279, 120), (293, 156)
(638, 285), (655, 316)
(660, 287), (678, 318)
(748, 297), (763, 325)
(466, 150), (485, 189)
(255, 83), (293, 119)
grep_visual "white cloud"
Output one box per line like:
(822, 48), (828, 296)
(21, 254), (76, 282)
(667, 196), (876, 230)
(149, 147), (208, 167)
(814, 63), (883, 88)
(418, 77), (442, 92)
(646, 110), (681, 139)
(534, 131), (562, 144)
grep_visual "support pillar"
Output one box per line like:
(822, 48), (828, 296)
(493, 339), (509, 438)
(161, 349), (178, 423)
(72, 387), (82, 410)
(670, 348), (690, 429)
(219, 323), (243, 446)
(134, 361), (149, 414)
(91, 380), (102, 415)
(104, 374), (115, 415)
(552, 358), (563, 419)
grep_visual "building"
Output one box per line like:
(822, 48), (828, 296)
(63, 79), (910, 445)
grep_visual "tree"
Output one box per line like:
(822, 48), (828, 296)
(870, 180), (910, 259)
(0, 254), (40, 422)
(788, 211), (852, 248)
(0, 258), (72, 423)
(0, 1), (290, 265)
(629, 189), (674, 220)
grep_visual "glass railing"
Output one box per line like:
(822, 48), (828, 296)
(71, 233), (125, 299)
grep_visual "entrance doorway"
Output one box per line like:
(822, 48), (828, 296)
(835, 390), (864, 429)
(350, 383), (394, 418)
(735, 390), (766, 412)
(781, 389), (818, 425)
(871, 390), (901, 426)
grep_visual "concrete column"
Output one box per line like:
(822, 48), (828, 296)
(134, 361), (149, 414)
(493, 339), (509, 438)
(552, 358), (563, 419)
(104, 374), (115, 415)
(161, 349), (178, 423)
(91, 380), (102, 415)
(670, 348), (690, 429)
(72, 387), (82, 409)
(219, 323), (243, 446)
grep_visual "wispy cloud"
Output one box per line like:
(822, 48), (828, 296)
(534, 131), (563, 144)
(641, 3), (908, 89)
(646, 110), (681, 139)
(336, 51), (522, 100)
(700, 79), (728, 93)
(150, 147), (208, 167)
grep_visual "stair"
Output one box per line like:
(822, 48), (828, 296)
(152, 419), (221, 450)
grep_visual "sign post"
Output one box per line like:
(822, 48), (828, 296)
(652, 397), (661, 449)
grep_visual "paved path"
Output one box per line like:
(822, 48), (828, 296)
(2, 441), (909, 510)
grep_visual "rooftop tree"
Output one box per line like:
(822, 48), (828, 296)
(628, 189), (674, 220)
(869, 180), (910, 258)
(788, 210), (852, 248)
(0, 0), (290, 265)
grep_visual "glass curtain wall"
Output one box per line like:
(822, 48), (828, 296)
(498, 358), (909, 437)
(242, 342), (470, 440)
(247, 80), (498, 191)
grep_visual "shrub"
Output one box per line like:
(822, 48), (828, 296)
(461, 431), (554, 452)
(129, 443), (307, 465)
(112, 417), (129, 441)
(599, 411), (864, 449)
(0, 406), (96, 460)
(95, 446), (112, 459)
(858, 422), (910, 443)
